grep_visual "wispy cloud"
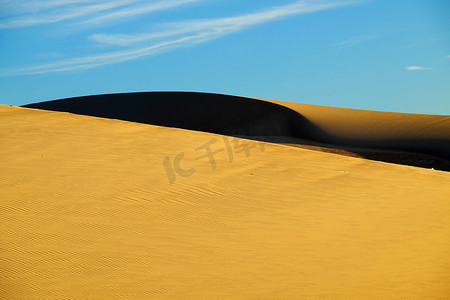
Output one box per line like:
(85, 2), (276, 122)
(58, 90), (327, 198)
(2, 0), (362, 76)
(81, 0), (201, 26)
(402, 38), (441, 49)
(0, 0), (104, 14)
(0, 0), (140, 29)
(333, 35), (378, 48)
(92, 0), (361, 46)
(405, 66), (432, 71)
(0, 0), (201, 29)
(4, 33), (213, 75)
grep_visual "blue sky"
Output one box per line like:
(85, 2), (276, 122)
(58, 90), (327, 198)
(0, 0), (449, 114)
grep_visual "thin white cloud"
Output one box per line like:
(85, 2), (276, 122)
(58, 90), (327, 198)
(333, 35), (378, 48)
(2, 0), (363, 76)
(0, 0), (141, 29)
(3, 32), (213, 75)
(92, 0), (362, 46)
(405, 66), (432, 71)
(0, 0), (200, 29)
(0, 0), (105, 14)
(402, 38), (441, 49)
(81, 0), (202, 26)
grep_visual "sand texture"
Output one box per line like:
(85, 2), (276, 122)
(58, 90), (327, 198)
(2, 93), (450, 298)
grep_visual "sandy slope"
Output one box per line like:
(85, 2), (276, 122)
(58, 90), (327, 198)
(1, 104), (450, 299)
(266, 98), (450, 161)
(23, 92), (450, 170)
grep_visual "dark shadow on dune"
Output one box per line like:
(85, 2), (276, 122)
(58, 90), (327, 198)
(23, 91), (450, 172)
(24, 92), (314, 139)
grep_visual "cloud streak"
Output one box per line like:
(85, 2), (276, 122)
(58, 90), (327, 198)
(0, 0), (201, 29)
(0, 0), (140, 29)
(0, 0), (105, 14)
(4, 33), (213, 75)
(405, 66), (432, 71)
(2, 0), (362, 76)
(81, 0), (201, 26)
(333, 35), (378, 48)
(92, 0), (361, 46)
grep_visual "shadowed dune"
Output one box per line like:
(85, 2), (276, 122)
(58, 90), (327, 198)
(23, 91), (450, 170)
(24, 92), (312, 138)
(267, 98), (450, 164)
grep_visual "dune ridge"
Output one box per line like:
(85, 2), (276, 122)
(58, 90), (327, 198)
(23, 91), (450, 170)
(1, 103), (450, 298)
(24, 92), (311, 138)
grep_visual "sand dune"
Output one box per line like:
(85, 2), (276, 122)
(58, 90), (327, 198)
(24, 92), (450, 170)
(267, 98), (450, 164)
(23, 92), (310, 138)
(2, 94), (450, 298)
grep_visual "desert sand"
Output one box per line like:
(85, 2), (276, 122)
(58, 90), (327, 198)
(1, 92), (450, 298)
(24, 92), (450, 170)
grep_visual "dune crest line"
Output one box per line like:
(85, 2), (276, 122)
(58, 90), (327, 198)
(23, 91), (450, 170)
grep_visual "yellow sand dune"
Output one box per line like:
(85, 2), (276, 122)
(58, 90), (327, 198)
(267, 98), (450, 160)
(23, 92), (450, 170)
(1, 103), (450, 298)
